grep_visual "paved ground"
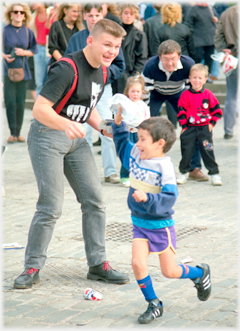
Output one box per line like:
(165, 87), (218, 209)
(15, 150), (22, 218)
(2, 101), (239, 329)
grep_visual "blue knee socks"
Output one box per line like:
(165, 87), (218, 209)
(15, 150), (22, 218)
(179, 264), (203, 279)
(137, 275), (160, 302)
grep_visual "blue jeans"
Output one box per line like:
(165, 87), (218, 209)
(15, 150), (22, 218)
(34, 45), (50, 96)
(83, 84), (118, 178)
(211, 49), (220, 78)
(25, 120), (107, 269)
(120, 132), (138, 179)
(224, 67), (238, 135)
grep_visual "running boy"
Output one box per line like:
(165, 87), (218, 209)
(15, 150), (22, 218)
(112, 110), (211, 324)
(177, 63), (223, 186)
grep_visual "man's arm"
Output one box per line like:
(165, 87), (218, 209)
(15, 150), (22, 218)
(86, 107), (112, 137)
(214, 18), (227, 52)
(32, 95), (86, 140)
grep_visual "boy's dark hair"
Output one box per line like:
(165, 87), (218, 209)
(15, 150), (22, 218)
(138, 117), (176, 153)
(158, 39), (181, 56)
(84, 3), (103, 13)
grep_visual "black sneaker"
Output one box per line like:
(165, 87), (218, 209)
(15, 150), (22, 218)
(14, 268), (40, 289)
(93, 138), (101, 146)
(224, 133), (233, 139)
(87, 261), (129, 284)
(192, 263), (211, 301)
(138, 298), (163, 324)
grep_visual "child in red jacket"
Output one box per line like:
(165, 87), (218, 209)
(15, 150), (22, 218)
(177, 63), (222, 186)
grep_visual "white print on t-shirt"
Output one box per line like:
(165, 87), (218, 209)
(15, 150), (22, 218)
(90, 82), (102, 109)
(66, 82), (103, 122)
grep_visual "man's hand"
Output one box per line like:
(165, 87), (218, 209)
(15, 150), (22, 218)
(132, 189), (147, 203)
(114, 106), (123, 125)
(64, 121), (86, 140)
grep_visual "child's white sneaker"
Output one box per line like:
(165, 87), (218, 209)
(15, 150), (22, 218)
(120, 178), (130, 187)
(211, 174), (222, 186)
(176, 173), (188, 184)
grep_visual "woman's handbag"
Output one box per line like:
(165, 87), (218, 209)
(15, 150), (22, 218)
(7, 67), (25, 82)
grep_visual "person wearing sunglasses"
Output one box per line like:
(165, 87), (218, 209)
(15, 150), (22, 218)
(2, 3), (38, 144)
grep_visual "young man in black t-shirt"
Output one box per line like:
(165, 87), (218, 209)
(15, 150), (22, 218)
(14, 19), (129, 289)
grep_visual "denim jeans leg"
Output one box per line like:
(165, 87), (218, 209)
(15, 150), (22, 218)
(96, 84), (117, 177)
(34, 46), (50, 96)
(63, 138), (107, 266)
(83, 123), (94, 152)
(224, 68), (238, 135)
(25, 121), (68, 269)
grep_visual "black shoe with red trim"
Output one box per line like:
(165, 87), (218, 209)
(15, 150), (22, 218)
(87, 261), (129, 284)
(14, 268), (40, 289)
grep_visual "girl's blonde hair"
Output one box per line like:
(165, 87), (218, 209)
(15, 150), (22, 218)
(161, 2), (182, 27)
(119, 3), (140, 20)
(4, 3), (32, 27)
(56, 3), (84, 31)
(124, 73), (146, 98)
(107, 4), (120, 18)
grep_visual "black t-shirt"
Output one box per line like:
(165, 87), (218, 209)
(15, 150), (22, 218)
(40, 50), (105, 123)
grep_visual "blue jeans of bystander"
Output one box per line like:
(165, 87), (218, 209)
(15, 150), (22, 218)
(83, 84), (118, 177)
(224, 67), (238, 135)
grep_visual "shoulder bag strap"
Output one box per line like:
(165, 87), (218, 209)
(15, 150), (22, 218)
(55, 57), (78, 114)
(55, 59), (107, 114)
(102, 65), (107, 84)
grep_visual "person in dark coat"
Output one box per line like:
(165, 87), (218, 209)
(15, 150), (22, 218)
(143, 4), (163, 58)
(112, 3), (148, 94)
(152, 2), (195, 128)
(153, 2), (195, 59)
(101, 3), (121, 24)
(184, 3), (218, 78)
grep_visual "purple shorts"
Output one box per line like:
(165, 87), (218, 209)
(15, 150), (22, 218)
(133, 224), (176, 254)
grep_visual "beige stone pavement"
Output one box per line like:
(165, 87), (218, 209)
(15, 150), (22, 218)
(1, 102), (239, 329)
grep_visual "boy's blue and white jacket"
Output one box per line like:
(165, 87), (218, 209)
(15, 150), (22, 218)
(112, 121), (178, 229)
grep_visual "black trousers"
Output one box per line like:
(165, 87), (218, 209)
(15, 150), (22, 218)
(3, 75), (27, 137)
(194, 45), (215, 73)
(179, 126), (219, 175)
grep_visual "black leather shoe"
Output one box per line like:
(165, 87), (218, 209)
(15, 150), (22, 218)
(224, 133), (233, 139)
(87, 261), (129, 284)
(14, 268), (40, 289)
(93, 138), (101, 146)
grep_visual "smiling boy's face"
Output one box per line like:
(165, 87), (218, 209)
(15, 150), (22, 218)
(136, 129), (165, 159)
(189, 69), (208, 91)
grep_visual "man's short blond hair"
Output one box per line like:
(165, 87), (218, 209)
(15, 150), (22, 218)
(190, 63), (209, 78)
(90, 18), (126, 38)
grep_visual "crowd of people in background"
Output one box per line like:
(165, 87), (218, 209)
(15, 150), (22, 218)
(2, 1), (238, 183)
(2, 2), (238, 324)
